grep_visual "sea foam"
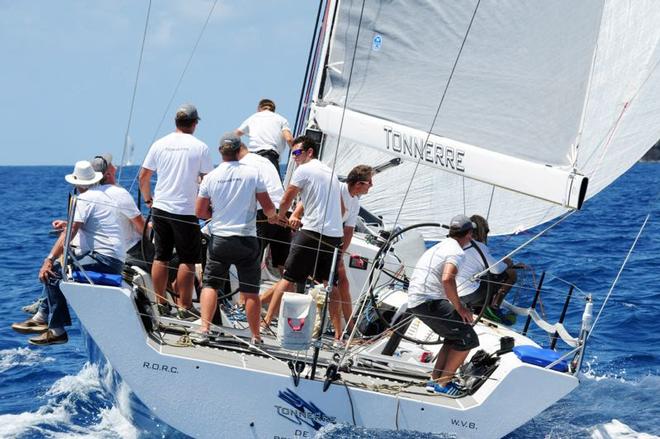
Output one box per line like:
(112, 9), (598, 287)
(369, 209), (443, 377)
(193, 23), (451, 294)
(0, 362), (138, 439)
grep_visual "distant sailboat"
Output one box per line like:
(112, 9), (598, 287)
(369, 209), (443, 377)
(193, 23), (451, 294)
(59, 1), (660, 438)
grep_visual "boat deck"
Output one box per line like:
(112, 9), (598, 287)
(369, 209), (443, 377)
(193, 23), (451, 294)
(145, 317), (478, 407)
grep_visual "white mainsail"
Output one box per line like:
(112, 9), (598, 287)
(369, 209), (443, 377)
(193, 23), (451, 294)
(308, 0), (660, 237)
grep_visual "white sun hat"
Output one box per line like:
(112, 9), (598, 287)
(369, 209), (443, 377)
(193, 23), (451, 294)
(65, 160), (103, 186)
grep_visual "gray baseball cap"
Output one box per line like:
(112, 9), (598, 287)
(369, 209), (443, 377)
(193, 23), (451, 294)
(449, 214), (476, 232)
(219, 132), (242, 151)
(175, 103), (200, 121)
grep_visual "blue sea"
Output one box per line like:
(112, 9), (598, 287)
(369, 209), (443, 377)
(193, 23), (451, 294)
(0, 164), (658, 438)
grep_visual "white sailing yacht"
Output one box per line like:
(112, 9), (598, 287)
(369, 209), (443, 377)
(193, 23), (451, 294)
(60, 1), (660, 438)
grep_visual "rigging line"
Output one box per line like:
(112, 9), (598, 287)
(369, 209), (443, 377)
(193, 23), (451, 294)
(589, 213), (649, 339)
(118, 0), (152, 183)
(128, 0), (219, 194)
(309, 0), (367, 278)
(293, 0), (325, 134)
(389, 0), (481, 229)
(486, 185), (494, 221)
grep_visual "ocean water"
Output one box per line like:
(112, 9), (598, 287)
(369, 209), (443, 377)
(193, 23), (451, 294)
(0, 164), (658, 438)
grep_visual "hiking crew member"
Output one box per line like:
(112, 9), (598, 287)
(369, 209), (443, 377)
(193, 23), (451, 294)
(235, 99), (294, 176)
(238, 142), (291, 276)
(139, 104), (213, 319)
(90, 154), (152, 272)
(457, 214), (520, 323)
(12, 161), (125, 346)
(332, 165), (374, 340)
(196, 133), (278, 343)
(407, 214), (479, 395)
(264, 136), (344, 327)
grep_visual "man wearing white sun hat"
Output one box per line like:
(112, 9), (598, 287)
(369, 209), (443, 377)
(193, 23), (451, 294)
(11, 161), (125, 346)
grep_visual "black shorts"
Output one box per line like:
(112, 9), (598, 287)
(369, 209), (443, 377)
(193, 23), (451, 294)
(256, 210), (291, 267)
(152, 208), (201, 264)
(461, 272), (510, 308)
(282, 230), (342, 284)
(409, 299), (479, 351)
(202, 235), (261, 294)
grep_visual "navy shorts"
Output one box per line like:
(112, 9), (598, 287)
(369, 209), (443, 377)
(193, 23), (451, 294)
(202, 235), (261, 294)
(152, 208), (201, 264)
(409, 299), (479, 351)
(282, 230), (342, 284)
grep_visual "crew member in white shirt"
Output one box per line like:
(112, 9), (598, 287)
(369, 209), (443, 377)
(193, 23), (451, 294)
(332, 165), (374, 340)
(196, 133), (278, 343)
(139, 104), (213, 319)
(235, 98), (293, 177)
(263, 136), (344, 327)
(407, 214), (479, 396)
(238, 143), (290, 275)
(457, 214), (519, 322)
(90, 154), (151, 271)
(12, 161), (125, 346)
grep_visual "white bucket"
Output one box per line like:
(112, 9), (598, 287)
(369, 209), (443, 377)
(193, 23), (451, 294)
(277, 292), (316, 350)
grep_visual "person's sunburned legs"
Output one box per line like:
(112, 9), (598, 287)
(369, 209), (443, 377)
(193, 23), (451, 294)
(176, 263), (195, 309)
(200, 286), (216, 333)
(265, 230), (313, 324)
(200, 238), (230, 333)
(492, 268), (517, 307)
(151, 210), (175, 305)
(264, 278), (294, 325)
(171, 215), (202, 310)
(234, 236), (263, 339)
(431, 343), (451, 381)
(336, 261), (353, 333)
(438, 347), (471, 386)
(414, 299), (479, 387)
(329, 286), (343, 340)
(242, 293), (261, 340)
(152, 261), (169, 304)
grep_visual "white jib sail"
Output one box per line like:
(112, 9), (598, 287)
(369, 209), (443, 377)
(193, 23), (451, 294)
(308, 0), (660, 237)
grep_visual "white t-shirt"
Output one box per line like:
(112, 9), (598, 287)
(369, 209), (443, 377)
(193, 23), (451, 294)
(407, 238), (465, 309)
(456, 241), (508, 296)
(142, 132), (213, 215)
(238, 110), (291, 155)
(198, 161), (267, 237)
(240, 152), (284, 209)
(103, 184), (142, 251)
(340, 183), (360, 228)
(74, 186), (125, 262)
(290, 159), (343, 238)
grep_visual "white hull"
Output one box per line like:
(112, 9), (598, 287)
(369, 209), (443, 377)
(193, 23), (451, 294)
(61, 280), (579, 438)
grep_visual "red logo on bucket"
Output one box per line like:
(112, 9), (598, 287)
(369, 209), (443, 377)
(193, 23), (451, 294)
(288, 318), (305, 331)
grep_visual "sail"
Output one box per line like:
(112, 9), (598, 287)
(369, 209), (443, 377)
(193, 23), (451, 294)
(307, 0), (660, 237)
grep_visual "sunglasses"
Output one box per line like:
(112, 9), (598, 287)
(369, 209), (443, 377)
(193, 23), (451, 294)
(358, 180), (373, 186)
(291, 149), (304, 157)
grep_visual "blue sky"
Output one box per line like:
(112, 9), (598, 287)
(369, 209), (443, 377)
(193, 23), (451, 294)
(0, 1), (319, 166)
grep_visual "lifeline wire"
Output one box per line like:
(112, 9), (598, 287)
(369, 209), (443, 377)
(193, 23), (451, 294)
(118, 0), (152, 182)
(589, 214), (649, 339)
